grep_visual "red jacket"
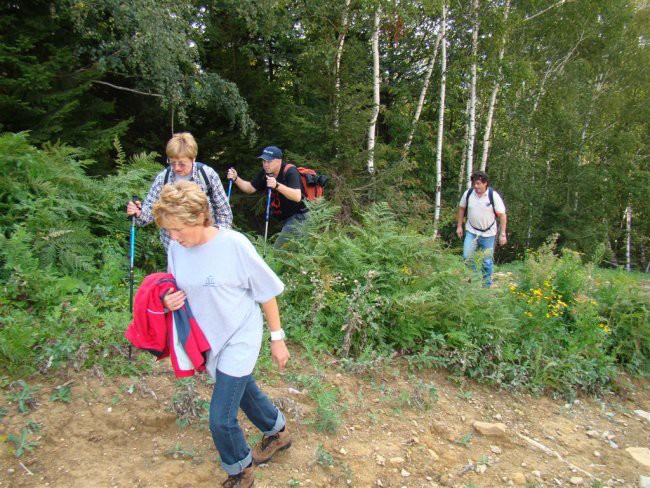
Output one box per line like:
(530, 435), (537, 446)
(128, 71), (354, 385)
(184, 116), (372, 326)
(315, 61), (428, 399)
(125, 273), (211, 377)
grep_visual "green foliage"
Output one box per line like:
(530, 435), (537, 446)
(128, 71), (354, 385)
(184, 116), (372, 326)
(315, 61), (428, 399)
(285, 371), (344, 434)
(50, 385), (72, 404)
(0, 135), (646, 403)
(5, 381), (39, 414)
(272, 201), (648, 398)
(0, 133), (158, 378)
(164, 442), (196, 460)
(314, 444), (335, 467)
(7, 428), (38, 458)
(169, 378), (209, 427)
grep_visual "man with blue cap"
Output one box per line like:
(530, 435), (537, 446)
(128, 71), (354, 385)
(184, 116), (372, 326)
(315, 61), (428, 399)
(228, 146), (308, 247)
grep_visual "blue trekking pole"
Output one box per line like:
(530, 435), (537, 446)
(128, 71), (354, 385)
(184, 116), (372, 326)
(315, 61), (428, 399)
(227, 167), (233, 203)
(128, 195), (139, 360)
(263, 177), (272, 256)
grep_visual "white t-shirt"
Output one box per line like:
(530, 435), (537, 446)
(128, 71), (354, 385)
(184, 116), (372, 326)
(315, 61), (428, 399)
(459, 188), (506, 237)
(167, 229), (284, 378)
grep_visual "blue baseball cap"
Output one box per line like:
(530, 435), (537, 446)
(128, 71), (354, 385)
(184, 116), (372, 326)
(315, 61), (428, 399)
(258, 145), (283, 161)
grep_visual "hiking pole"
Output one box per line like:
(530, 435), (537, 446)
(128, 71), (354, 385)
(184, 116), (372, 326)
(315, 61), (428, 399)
(228, 166), (233, 204)
(263, 176), (272, 257)
(128, 195), (139, 361)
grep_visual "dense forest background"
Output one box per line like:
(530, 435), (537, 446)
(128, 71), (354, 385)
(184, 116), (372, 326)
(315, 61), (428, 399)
(1, 0), (648, 265)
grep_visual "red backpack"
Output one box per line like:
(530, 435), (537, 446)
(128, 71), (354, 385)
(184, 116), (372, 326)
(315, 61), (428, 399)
(283, 163), (328, 201)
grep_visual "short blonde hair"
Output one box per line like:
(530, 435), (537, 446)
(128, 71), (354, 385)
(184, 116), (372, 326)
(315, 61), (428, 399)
(153, 181), (213, 228)
(166, 132), (198, 160)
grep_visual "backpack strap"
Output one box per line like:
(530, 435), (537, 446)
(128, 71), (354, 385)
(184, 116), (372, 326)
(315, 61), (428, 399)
(488, 187), (496, 217)
(282, 162), (304, 196)
(463, 187), (473, 219)
(164, 166), (172, 185)
(195, 162), (213, 198)
(464, 186), (497, 232)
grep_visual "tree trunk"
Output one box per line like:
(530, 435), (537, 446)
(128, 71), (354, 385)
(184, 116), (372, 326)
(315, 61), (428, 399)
(333, 0), (352, 132)
(625, 205), (632, 272)
(433, 3), (448, 239)
(402, 31), (442, 160)
(479, 0), (510, 172)
(459, 96), (471, 194)
(465, 0), (480, 187)
(367, 6), (381, 175)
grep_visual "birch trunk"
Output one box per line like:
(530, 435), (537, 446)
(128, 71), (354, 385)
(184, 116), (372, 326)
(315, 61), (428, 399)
(625, 205), (632, 272)
(402, 31), (441, 160)
(433, 3), (448, 239)
(479, 0), (510, 172)
(333, 0), (351, 131)
(367, 7), (381, 175)
(458, 96), (471, 194)
(465, 0), (480, 187)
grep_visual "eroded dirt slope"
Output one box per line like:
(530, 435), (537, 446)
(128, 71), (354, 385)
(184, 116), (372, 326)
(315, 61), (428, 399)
(1, 350), (649, 487)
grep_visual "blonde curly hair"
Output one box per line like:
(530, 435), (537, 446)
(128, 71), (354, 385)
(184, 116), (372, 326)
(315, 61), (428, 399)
(153, 181), (213, 228)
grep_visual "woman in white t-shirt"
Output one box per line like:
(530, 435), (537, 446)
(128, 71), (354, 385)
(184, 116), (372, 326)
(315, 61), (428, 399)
(153, 181), (292, 488)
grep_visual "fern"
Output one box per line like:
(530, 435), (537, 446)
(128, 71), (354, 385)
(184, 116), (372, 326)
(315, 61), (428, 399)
(113, 136), (127, 169)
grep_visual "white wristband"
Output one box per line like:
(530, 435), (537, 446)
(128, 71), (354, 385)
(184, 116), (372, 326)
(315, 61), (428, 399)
(270, 329), (286, 341)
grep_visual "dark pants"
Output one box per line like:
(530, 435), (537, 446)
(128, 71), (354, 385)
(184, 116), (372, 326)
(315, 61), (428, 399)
(274, 211), (308, 248)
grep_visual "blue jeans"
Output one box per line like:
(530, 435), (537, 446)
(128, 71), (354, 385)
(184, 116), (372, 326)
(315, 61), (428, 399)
(209, 370), (285, 475)
(274, 211), (308, 248)
(463, 231), (496, 287)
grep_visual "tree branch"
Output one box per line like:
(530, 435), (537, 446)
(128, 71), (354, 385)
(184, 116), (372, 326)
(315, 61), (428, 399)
(91, 80), (163, 98)
(524, 0), (574, 22)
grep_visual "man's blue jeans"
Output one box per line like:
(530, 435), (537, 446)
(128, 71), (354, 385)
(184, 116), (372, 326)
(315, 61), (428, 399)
(209, 370), (285, 475)
(463, 231), (496, 287)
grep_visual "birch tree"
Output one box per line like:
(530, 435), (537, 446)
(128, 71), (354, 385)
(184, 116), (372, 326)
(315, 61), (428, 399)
(333, 0), (352, 132)
(625, 205), (632, 272)
(402, 30), (441, 160)
(367, 6), (381, 174)
(465, 0), (480, 187)
(479, 0), (510, 172)
(432, 2), (447, 238)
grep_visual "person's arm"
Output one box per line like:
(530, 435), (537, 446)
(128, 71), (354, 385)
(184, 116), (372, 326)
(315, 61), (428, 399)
(456, 206), (466, 239)
(261, 297), (289, 371)
(227, 168), (258, 195)
(126, 172), (164, 226)
(265, 176), (301, 202)
(206, 168), (233, 229)
(497, 212), (507, 246)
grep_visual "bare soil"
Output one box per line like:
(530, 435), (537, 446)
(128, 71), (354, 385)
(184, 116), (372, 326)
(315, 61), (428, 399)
(1, 348), (649, 488)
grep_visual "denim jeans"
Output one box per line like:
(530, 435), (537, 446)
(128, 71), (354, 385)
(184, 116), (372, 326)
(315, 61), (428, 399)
(274, 211), (308, 248)
(463, 231), (496, 287)
(209, 370), (285, 475)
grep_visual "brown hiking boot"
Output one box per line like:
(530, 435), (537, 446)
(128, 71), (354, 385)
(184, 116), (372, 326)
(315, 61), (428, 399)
(252, 427), (292, 464)
(221, 464), (255, 488)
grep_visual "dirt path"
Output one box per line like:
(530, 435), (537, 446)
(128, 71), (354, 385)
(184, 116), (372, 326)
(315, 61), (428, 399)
(1, 349), (649, 487)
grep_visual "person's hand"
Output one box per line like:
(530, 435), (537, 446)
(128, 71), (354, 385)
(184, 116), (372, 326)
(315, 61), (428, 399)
(498, 233), (507, 246)
(127, 200), (142, 217)
(456, 225), (464, 239)
(270, 341), (289, 371)
(266, 175), (278, 190)
(227, 168), (238, 181)
(162, 290), (186, 312)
